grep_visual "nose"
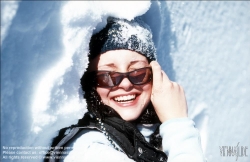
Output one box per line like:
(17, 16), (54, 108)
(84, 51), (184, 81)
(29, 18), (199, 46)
(117, 77), (133, 91)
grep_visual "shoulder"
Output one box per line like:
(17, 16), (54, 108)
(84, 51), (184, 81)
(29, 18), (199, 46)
(67, 128), (110, 148)
(64, 129), (108, 161)
(64, 129), (134, 162)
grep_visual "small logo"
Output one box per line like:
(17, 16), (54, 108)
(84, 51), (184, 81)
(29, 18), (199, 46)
(219, 142), (248, 161)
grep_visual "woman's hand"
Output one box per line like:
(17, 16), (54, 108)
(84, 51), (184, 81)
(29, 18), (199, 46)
(150, 61), (188, 123)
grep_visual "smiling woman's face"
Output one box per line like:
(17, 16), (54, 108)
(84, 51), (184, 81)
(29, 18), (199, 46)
(89, 50), (152, 121)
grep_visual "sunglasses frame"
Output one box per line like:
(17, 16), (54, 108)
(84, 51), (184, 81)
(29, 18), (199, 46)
(94, 67), (153, 88)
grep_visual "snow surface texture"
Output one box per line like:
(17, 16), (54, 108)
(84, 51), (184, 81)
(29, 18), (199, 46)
(1, 1), (249, 162)
(1, 1), (19, 44)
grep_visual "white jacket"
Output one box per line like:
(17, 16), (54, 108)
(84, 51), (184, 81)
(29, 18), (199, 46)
(63, 118), (205, 162)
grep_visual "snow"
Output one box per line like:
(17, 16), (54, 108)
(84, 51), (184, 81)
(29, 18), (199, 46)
(1, 1), (19, 44)
(1, 1), (250, 162)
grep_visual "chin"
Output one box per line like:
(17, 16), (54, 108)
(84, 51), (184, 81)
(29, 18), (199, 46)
(121, 115), (139, 121)
(117, 109), (144, 121)
(110, 100), (150, 121)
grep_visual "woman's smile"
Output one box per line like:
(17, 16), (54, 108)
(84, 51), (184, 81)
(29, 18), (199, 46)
(113, 94), (137, 103)
(111, 92), (140, 107)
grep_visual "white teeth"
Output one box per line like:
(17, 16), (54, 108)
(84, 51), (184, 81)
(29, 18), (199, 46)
(114, 95), (136, 102)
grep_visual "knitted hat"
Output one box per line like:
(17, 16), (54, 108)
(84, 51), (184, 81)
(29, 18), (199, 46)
(88, 17), (156, 62)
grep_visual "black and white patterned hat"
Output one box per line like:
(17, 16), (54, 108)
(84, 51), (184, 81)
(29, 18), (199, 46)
(89, 17), (156, 62)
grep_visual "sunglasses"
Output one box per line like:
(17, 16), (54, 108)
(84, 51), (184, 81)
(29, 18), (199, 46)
(93, 67), (152, 88)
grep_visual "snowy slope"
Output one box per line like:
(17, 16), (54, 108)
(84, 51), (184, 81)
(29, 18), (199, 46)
(164, 2), (250, 162)
(1, 1), (250, 162)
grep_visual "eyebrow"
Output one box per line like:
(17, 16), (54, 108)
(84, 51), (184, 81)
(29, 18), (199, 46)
(129, 60), (148, 66)
(98, 63), (116, 69)
(98, 60), (148, 69)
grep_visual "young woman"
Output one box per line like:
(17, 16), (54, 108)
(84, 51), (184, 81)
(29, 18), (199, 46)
(47, 17), (205, 162)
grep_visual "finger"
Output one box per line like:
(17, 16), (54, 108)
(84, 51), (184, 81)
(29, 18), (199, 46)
(161, 70), (170, 82)
(150, 61), (163, 86)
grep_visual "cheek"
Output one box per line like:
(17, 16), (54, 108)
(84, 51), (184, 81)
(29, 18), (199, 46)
(96, 88), (109, 103)
(143, 83), (152, 96)
(140, 83), (152, 106)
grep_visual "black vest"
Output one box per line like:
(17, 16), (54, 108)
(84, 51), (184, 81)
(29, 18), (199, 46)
(44, 112), (168, 162)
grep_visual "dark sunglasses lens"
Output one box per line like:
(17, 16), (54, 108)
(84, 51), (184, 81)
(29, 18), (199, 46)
(97, 72), (123, 87)
(129, 68), (151, 85)
(96, 73), (115, 87)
